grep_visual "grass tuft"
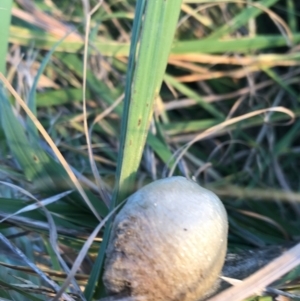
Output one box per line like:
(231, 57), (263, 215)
(0, 0), (300, 300)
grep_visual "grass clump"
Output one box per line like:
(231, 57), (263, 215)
(0, 0), (300, 300)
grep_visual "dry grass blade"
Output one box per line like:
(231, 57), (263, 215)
(52, 201), (125, 301)
(0, 233), (75, 301)
(209, 185), (300, 203)
(0, 214), (88, 237)
(0, 262), (88, 282)
(235, 209), (289, 240)
(0, 187), (72, 223)
(168, 107), (295, 176)
(3, 1), (300, 300)
(170, 53), (300, 66)
(0, 73), (102, 222)
(208, 242), (300, 301)
(164, 69), (300, 108)
(0, 182), (82, 298)
(13, 0), (82, 41)
(82, 0), (110, 207)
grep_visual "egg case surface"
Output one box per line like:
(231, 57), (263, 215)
(103, 176), (228, 301)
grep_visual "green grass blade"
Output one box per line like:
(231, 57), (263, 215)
(27, 36), (69, 141)
(0, 278), (44, 301)
(10, 24), (300, 55)
(165, 74), (225, 119)
(9, 25), (130, 55)
(172, 34), (300, 54)
(113, 0), (182, 205)
(0, 89), (47, 183)
(85, 0), (182, 299)
(0, 0), (12, 75)
(262, 67), (300, 101)
(206, 0), (279, 39)
(287, 0), (298, 33)
(84, 0), (149, 297)
(0, 88), (108, 218)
